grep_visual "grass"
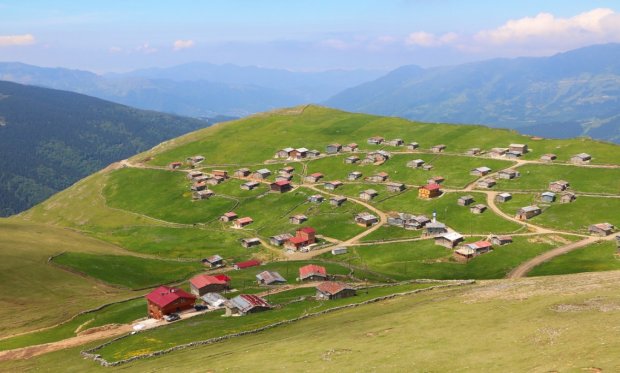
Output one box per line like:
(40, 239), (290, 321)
(495, 163), (620, 194)
(496, 193), (620, 233)
(305, 153), (514, 189)
(358, 225), (423, 242)
(330, 235), (577, 280)
(528, 240), (620, 277)
(0, 219), (134, 337)
(5, 272), (620, 372)
(53, 253), (203, 290)
(94, 282), (438, 362)
(0, 298), (144, 352)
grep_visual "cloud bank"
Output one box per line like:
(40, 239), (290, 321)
(0, 34), (35, 47)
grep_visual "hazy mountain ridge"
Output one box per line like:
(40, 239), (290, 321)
(0, 80), (208, 216)
(326, 43), (620, 143)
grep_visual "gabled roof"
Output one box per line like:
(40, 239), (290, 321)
(205, 254), (223, 263)
(310, 172), (324, 178)
(273, 180), (291, 186)
(223, 212), (238, 218)
(236, 217), (254, 224)
(466, 241), (493, 250)
(421, 184), (441, 191)
(256, 270), (286, 284)
(229, 294), (271, 313)
(299, 264), (327, 279)
(256, 168), (271, 174)
(234, 259), (261, 269)
(362, 189), (378, 195)
(296, 147), (309, 152)
(439, 232), (464, 241)
(190, 274), (231, 289)
(316, 281), (354, 295)
(298, 227), (316, 235)
(201, 292), (228, 307)
(146, 286), (196, 308)
(520, 205), (540, 212)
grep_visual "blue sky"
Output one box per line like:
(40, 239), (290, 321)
(1, 1), (619, 72)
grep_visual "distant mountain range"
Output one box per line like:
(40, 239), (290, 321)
(326, 43), (620, 143)
(0, 80), (208, 216)
(0, 62), (383, 117)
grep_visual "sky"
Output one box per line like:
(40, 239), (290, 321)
(1, 0), (620, 73)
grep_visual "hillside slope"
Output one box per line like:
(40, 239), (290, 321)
(0, 80), (208, 216)
(326, 43), (620, 143)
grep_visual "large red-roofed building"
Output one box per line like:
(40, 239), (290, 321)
(299, 264), (327, 281)
(145, 286), (196, 319)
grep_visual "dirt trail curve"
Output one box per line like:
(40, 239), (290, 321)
(506, 233), (619, 278)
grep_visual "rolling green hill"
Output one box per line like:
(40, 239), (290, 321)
(3, 105), (620, 369)
(0, 80), (208, 216)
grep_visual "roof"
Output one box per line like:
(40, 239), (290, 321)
(256, 168), (271, 174)
(362, 189), (378, 195)
(205, 254), (223, 263)
(296, 147), (309, 152)
(328, 143), (341, 147)
(541, 192), (556, 197)
(426, 221), (446, 229)
(282, 147), (294, 152)
(310, 172), (324, 178)
(459, 195), (474, 200)
(421, 184), (441, 191)
(291, 214), (307, 220)
(439, 232), (464, 241)
(236, 217), (254, 224)
(349, 171), (362, 175)
(201, 292), (228, 307)
(146, 286), (196, 308)
(289, 236), (308, 245)
(229, 294), (271, 312)
(574, 153), (591, 158)
(475, 167), (492, 172)
(330, 196), (347, 201)
(591, 223), (614, 230)
(493, 235), (513, 241)
(299, 227), (316, 235)
(376, 172), (389, 177)
(235, 259), (261, 269)
(299, 264), (327, 279)
(498, 192), (512, 198)
(551, 180), (569, 185)
(190, 274), (231, 289)
(509, 143), (526, 147)
(273, 180), (291, 187)
(256, 271), (286, 284)
(316, 281), (354, 295)
(466, 241), (493, 250)
(520, 205), (540, 212)
(223, 212), (238, 218)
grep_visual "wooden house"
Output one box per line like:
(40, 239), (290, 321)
(326, 143), (342, 154)
(476, 179), (496, 189)
(308, 194), (324, 203)
(422, 164), (433, 171)
(168, 161), (182, 169)
(190, 274), (231, 296)
(270, 180), (292, 193)
(509, 144), (528, 154)
(269, 233), (293, 246)
(355, 212), (379, 227)
(226, 294), (272, 316)
(187, 155), (205, 164)
(191, 181), (207, 191)
(280, 166), (295, 174)
(570, 153), (592, 164)
(146, 286), (196, 319)
(418, 184), (441, 199)
(285, 227), (317, 250)
(549, 180), (569, 192)
(407, 159), (425, 168)
(427, 176), (445, 185)
(515, 206), (541, 220)
(252, 168), (271, 179)
(498, 169), (519, 179)
(425, 221), (447, 236)
(386, 138), (404, 146)
(359, 189), (379, 201)
(206, 176), (225, 185)
(233, 259), (261, 270)
(470, 204), (487, 214)
(307, 149), (321, 158)
(240, 181), (260, 190)
(489, 148), (508, 158)
(201, 254), (224, 268)
(367, 151), (391, 163)
(291, 147), (308, 159)
(276, 147), (295, 158)
(289, 214), (308, 225)
(431, 144), (446, 153)
(240, 237), (261, 248)
(256, 271), (287, 285)
(330, 196), (347, 206)
(193, 190), (214, 200)
(234, 168), (251, 177)
(368, 172), (389, 182)
(331, 247), (348, 255)
(467, 148), (481, 155)
(367, 136), (384, 145)
(233, 217), (254, 228)
(495, 192), (512, 203)
(541, 191), (556, 203)
(275, 174), (293, 182)
(505, 151), (521, 159)
(386, 182), (406, 192)
(560, 191), (576, 203)
(470, 167), (491, 176)
(324, 181), (343, 190)
(316, 282), (356, 300)
(454, 241), (493, 262)
(407, 142), (419, 150)
(457, 195), (475, 206)
(347, 171), (362, 180)
(299, 264), (327, 281)
(490, 235), (513, 246)
(305, 173), (324, 183)
(540, 154), (557, 162)
(213, 170), (228, 178)
(219, 211), (238, 222)
(187, 170), (203, 180)
(588, 223), (614, 236)
(434, 232), (464, 248)
(345, 156), (360, 164)
(342, 143), (359, 152)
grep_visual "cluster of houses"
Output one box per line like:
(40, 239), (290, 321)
(145, 263), (358, 320)
(387, 212), (430, 230)
(274, 147), (321, 160)
(187, 169), (229, 200)
(456, 195), (487, 214)
(269, 227), (318, 252)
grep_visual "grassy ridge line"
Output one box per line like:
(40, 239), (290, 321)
(82, 280), (474, 366)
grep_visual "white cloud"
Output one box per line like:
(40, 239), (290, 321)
(0, 34), (35, 47)
(475, 8), (620, 47)
(109, 46), (122, 53)
(405, 31), (458, 47)
(320, 38), (351, 50)
(136, 43), (157, 54)
(173, 39), (195, 51)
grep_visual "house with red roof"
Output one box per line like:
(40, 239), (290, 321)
(234, 259), (261, 270)
(189, 274), (231, 296)
(145, 286), (196, 319)
(304, 173), (324, 183)
(316, 282), (357, 300)
(226, 294), (272, 316)
(270, 180), (292, 193)
(233, 217), (254, 228)
(453, 241), (493, 262)
(284, 227), (316, 250)
(299, 264), (327, 281)
(219, 211), (238, 222)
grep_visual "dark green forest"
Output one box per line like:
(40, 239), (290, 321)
(0, 80), (208, 216)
